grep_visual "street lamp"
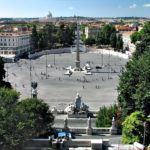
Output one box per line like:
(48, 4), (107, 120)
(45, 51), (48, 79)
(143, 121), (146, 145)
(29, 51), (32, 98)
(6, 65), (9, 82)
(54, 53), (55, 65)
(108, 50), (111, 79)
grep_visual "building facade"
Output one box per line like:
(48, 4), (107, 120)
(122, 32), (136, 53)
(85, 26), (100, 39)
(0, 31), (31, 58)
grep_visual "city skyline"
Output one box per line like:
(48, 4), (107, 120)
(0, 0), (150, 18)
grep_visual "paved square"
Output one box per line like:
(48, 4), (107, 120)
(6, 51), (127, 111)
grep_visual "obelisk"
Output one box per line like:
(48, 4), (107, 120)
(75, 21), (81, 71)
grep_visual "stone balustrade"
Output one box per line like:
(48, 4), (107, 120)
(54, 126), (116, 135)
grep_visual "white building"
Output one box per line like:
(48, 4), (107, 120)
(122, 32), (136, 53)
(85, 26), (100, 39)
(0, 31), (31, 58)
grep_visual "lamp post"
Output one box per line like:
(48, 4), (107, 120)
(101, 49), (103, 66)
(29, 52), (32, 98)
(54, 53), (55, 65)
(6, 65), (9, 82)
(108, 50), (111, 79)
(143, 121), (146, 145)
(45, 51), (48, 79)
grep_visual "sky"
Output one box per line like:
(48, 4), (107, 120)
(0, 0), (150, 18)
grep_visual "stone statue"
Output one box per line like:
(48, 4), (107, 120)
(74, 93), (81, 111)
(110, 117), (117, 135)
(86, 117), (92, 135)
(80, 102), (89, 112)
(87, 117), (91, 128)
(31, 81), (38, 89)
(64, 117), (69, 131)
(65, 93), (91, 118)
(51, 107), (57, 115)
(31, 81), (38, 98)
(111, 117), (116, 129)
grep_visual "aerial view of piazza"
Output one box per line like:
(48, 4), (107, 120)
(0, 0), (150, 150)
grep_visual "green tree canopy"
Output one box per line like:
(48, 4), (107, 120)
(0, 88), (54, 149)
(17, 98), (54, 135)
(96, 104), (119, 127)
(96, 24), (116, 46)
(110, 33), (117, 49)
(96, 30), (105, 46)
(130, 31), (142, 43)
(0, 57), (5, 83)
(0, 57), (11, 88)
(102, 24), (116, 45)
(130, 22), (150, 44)
(96, 24), (122, 50)
(31, 25), (39, 50)
(117, 49), (150, 118)
(116, 34), (123, 51)
(0, 88), (21, 149)
(85, 37), (95, 46)
(122, 111), (145, 144)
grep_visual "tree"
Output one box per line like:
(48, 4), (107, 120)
(0, 57), (11, 88)
(96, 104), (120, 127)
(81, 33), (86, 42)
(110, 33), (117, 49)
(84, 37), (95, 46)
(56, 26), (64, 46)
(122, 111), (145, 144)
(63, 26), (74, 46)
(31, 25), (39, 50)
(96, 24), (116, 47)
(116, 34), (123, 51)
(117, 50), (150, 118)
(96, 30), (105, 46)
(44, 24), (54, 49)
(0, 88), (21, 149)
(17, 98), (54, 135)
(103, 24), (115, 45)
(0, 88), (54, 149)
(38, 31), (48, 50)
(133, 41), (147, 59)
(0, 57), (5, 83)
(130, 22), (150, 44)
(130, 31), (142, 43)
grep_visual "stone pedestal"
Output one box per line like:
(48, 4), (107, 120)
(86, 127), (93, 135)
(86, 117), (93, 135)
(109, 117), (118, 135)
(63, 118), (69, 132)
(109, 127), (118, 135)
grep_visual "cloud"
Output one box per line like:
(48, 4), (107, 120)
(68, 6), (74, 10)
(143, 4), (150, 8)
(129, 4), (137, 9)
